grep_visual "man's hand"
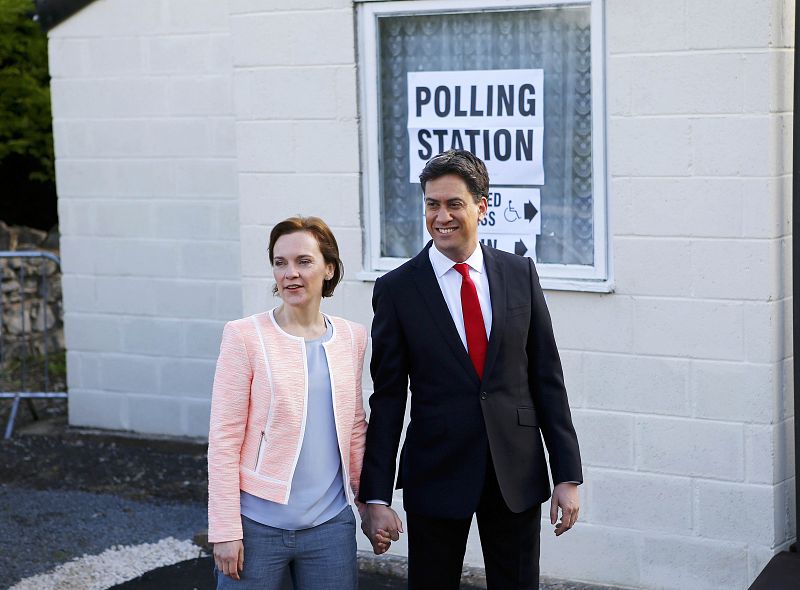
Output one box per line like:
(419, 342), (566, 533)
(357, 502), (389, 554)
(550, 482), (580, 536)
(361, 504), (404, 555)
(213, 539), (244, 580)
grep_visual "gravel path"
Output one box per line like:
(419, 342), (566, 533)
(0, 423), (618, 590)
(1, 485), (205, 588)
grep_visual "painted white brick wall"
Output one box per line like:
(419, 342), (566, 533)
(49, 0), (795, 588)
(230, 3), (369, 321)
(595, 0), (794, 587)
(51, 0), (241, 438)
(228, 1), (794, 588)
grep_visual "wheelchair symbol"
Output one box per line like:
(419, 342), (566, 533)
(504, 201), (521, 223)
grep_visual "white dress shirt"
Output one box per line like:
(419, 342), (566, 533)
(428, 243), (492, 347)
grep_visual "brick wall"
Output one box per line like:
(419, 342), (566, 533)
(158, 0), (800, 586)
(50, 0), (241, 437)
(537, 1), (794, 587)
(230, 0), (371, 331)
(49, 0), (795, 587)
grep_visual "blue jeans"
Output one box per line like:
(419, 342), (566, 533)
(215, 506), (357, 590)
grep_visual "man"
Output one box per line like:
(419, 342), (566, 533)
(359, 150), (582, 589)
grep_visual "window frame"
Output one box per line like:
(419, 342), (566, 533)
(356, 0), (612, 292)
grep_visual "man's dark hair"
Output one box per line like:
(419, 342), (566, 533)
(418, 149), (490, 203)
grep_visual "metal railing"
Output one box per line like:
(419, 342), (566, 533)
(0, 251), (67, 438)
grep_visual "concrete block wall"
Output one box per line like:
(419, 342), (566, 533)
(228, 1), (795, 587)
(230, 0), (371, 328)
(51, 0), (241, 437)
(49, 0), (795, 588)
(540, 0), (795, 588)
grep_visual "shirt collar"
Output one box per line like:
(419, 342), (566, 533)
(429, 243), (485, 279)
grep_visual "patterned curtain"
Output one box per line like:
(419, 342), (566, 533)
(378, 6), (593, 265)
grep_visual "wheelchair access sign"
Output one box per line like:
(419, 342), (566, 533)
(478, 187), (541, 259)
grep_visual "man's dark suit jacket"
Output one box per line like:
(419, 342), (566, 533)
(359, 243), (582, 519)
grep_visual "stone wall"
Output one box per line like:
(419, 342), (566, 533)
(0, 221), (64, 392)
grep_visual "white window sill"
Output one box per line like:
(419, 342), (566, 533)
(355, 271), (614, 293)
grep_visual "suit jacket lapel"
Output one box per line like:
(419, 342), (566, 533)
(482, 244), (507, 383)
(412, 244), (480, 383)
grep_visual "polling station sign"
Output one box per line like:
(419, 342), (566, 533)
(407, 69), (544, 186)
(479, 188), (541, 261)
(480, 188), (541, 236)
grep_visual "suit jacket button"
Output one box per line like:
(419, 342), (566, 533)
(480, 392), (487, 400)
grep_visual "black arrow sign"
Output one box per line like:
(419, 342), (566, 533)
(515, 240), (528, 256)
(524, 201), (538, 222)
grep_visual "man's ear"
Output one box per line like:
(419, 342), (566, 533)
(478, 196), (489, 219)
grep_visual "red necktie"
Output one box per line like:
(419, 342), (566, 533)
(454, 263), (488, 379)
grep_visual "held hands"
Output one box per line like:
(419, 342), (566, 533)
(361, 504), (404, 555)
(550, 482), (580, 536)
(213, 539), (244, 580)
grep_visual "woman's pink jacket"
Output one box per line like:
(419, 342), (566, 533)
(207, 310), (368, 543)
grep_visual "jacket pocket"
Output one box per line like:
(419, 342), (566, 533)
(517, 407), (538, 427)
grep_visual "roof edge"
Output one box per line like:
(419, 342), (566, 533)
(33, 0), (98, 32)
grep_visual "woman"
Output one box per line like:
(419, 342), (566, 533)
(208, 216), (382, 589)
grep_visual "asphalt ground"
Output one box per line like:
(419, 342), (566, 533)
(108, 557), (612, 590)
(0, 417), (444, 590)
(108, 556), (422, 590)
(0, 485), (205, 587)
(1, 410), (616, 590)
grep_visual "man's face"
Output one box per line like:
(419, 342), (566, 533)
(424, 174), (488, 263)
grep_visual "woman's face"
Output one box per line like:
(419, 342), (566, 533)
(272, 231), (334, 309)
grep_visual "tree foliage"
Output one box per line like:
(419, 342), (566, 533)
(0, 0), (54, 184)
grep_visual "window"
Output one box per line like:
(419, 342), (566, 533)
(357, 0), (609, 290)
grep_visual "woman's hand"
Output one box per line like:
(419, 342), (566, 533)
(214, 539), (244, 580)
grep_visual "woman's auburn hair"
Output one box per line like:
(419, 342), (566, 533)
(268, 216), (344, 298)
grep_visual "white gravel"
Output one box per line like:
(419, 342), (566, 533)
(9, 537), (201, 590)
